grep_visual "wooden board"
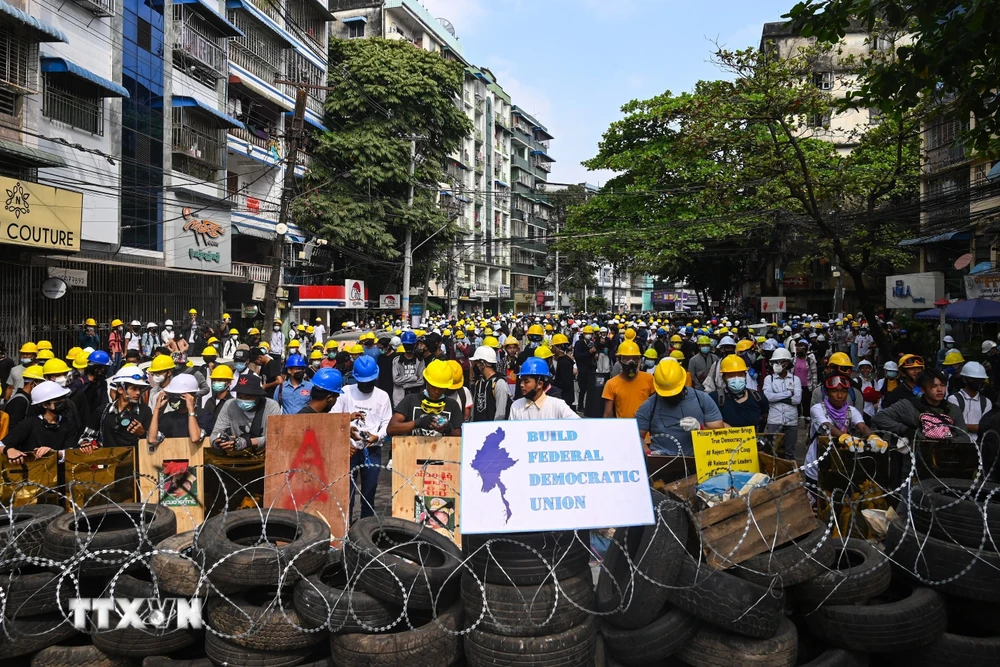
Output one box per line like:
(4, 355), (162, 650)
(64, 447), (138, 508)
(138, 438), (206, 533)
(263, 413), (351, 543)
(666, 471), (816, 570)
(0, 455), (58, 506)
(391, 437), (462, 546)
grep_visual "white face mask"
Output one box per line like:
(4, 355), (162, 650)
(52, 375), (68, 388)
(772, 363), (784, 374)
(149, 373), (165, 385)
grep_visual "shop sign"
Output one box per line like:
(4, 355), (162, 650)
(460, 420), (654, 534)
(782, 276), (809, 289)
(47, 267), (87, 288)
(472, 290), (490, 299)
(166, 202), (232, 273)
(964, 272), (1000, 301)
(886, 272), (943, 309)
(760, 296), (786, 313)
(246, 197), (260, 213)
(40, 277), (67, 299)
(379, 294), (400, 309)
(498, 285), (511, 298)
(0, 177), (83, 252)
(345, 280), (365, 308)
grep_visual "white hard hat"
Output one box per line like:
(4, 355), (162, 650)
(164, 374), (200, 394)
(982, 340), (997, 354)
(31, 380), (70, 405)
(471, 346), (497, 364)
(883, 361), (898, 371)
(390, 336), (401, 348)
(719, 336), (736, 347)
(770, 347), (793, 361)
(110, 367), (149, 387)
(164, 319), (174, 326)
(130, 320), (141, 326)
(817, 335), (826, 342)
(762, 339), (780, 352)
(858, 359), (873, 368)
(961, 361), (988, 379)
(943, 335), (955, 343)
(147, 322), (157, 328)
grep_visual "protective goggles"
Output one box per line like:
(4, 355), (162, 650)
(527, 335), (544, 342)
(111, 373), (146, 384)
(824, 375), (852, 390)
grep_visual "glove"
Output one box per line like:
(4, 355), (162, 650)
(867, 434), (889, 453)
(895, 437), (910, 454)
(679, 417), (700, 432)
(838, 433), (864, 452)
(233, 435), (251, 451)
(415, 414), (434, 429)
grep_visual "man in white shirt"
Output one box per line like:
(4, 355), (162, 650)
(763, 348), (802, 459)
(947, 361), (992, 444)
(509, 358), (580, 421)
(313, 318), (326, 346)
(855, 327), (875, 362)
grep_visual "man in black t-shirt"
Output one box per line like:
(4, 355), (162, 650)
(89, 367), (153, 449)
(387, 359), (463, 437)
(0, 381), (82, 463)
(251, 347), (283, 394)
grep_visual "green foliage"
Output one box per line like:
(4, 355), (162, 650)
(786, 1), (1000, 152)
(293, 38), (473, 263)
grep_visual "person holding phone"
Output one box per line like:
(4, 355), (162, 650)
(0, 380), (82, 463)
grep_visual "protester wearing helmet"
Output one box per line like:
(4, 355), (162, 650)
(873, 368), (971, 453)
(806, 374), (873, 481)
(470, 346), (510, 422)
(0, 380), (81, 463)
(2, 365), (45, 430)
(702, 336), (741, 394)
(80, 319), (101, 349)
(387, 359), (463, 437)
(273, 353), (313, 415)
(108, 319), (125, 370)
(881, 354), (925, 409)
(636, 359), (725, 456)
(200, 364), (234, 433)
(3, 342), (38, 401)
(947, 361), (991, 443)
(79, 349), (114, 424)
(210, 374), (281, 451)
(300, 368), (344, 414)
(148, 373), (203, 444)
(391, 331), (425, 406)
(687, 336), (718, 391)
(337, 355), (391, 518)
(763, 348), (801, 459)
(92, 367), (152, 449)
(602, 340), (655, 419)
(711, 355), (768, 430)
(854, 360), (880, 422)
(146, 352), (178, 410)
(509, 357), (579, 421)
(878, 361), (900, 395)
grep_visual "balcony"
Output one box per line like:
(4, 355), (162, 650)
(474, 129), (483, 144)
(231, 190), (279, 221)
(511, 262), (547, 278)
(249, 0), (282, 24)
(172, 10), (228, 83)
(475, 157), (484, 173)
(532, 158), (552, 173)
(232, 261), (273, 282)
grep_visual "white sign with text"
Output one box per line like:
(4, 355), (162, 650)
(460, 419), (654, 534)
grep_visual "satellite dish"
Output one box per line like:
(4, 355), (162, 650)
(436, 17), (456, 37)
(954, 253), (973, 270)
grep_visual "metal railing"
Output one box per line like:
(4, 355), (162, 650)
(229, 125), (273, 151)
(249, 0), (282, 24)
(43, 84), (103, 136)
(72, 0), (115, 17)
(232, 261), (272, 282)
(0, 31), (38, 94)
(231, 189), (279, 221)
(172, 109), (225, 173)
(173, 18), (228, 79)
(532, 158), (551, 173)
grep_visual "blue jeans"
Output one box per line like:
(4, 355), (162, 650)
(350, 446), (381, 521)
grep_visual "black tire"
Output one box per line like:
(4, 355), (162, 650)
(43, 503), (177, 576)
(804, 582), (946, 653)
(907, 478), (1000, 550)
(793, 538), (890, 609)
(596, 490), (688, 629)
(677, 616), (798, 667)
(885, 517), (1000, 603)
(346, 517), (463, 611)
(465, 616), (595, 667)
(1, 563), (62, 617)
(196, 509), (329, 590)
(663, 552), (785, 639)
(205, 630), (312, 667)
(463, 530), (591, 586)
(30, 644), (132, 667)
(799, 648), (868, 667)
(461, 570), (594, 637)
(0, 504), (63, 570)
(294, 550), (402, 634)
(733, 525), (836, 589)
(944, 596), (1000, 635)
(895, 629), (1000, 667)
(91, 570), (202, 658)
(601, 605), (698, 665)
(152, 531), (238, 598)
(330, 598), (463, 667)
(207, 586), (327, 652)
(142, 660), (213, 667)
(0, 613), (80, 659)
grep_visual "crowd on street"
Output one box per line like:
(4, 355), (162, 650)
(1, 309), (994, 518)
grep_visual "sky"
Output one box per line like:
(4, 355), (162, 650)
(419, 0), (798, 186)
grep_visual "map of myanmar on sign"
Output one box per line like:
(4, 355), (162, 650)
(460, 420), (655, 534)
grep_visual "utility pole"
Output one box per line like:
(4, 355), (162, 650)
(263, 88), (307, 325)
(401, 138), (417, 327)
(553, 218), (560, 312)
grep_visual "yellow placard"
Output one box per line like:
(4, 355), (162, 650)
(691, 426), (760, 483)
(0, 175), (83, 252)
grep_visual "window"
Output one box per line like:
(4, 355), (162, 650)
(172, 107), (224, 179)
(813, 71), (834, 91)
(0, 28), (38, 94)
(928, 116), (966, 150)
(347, 21), (365, 39)
(0, 88), (18, 117)
(229, 10), (285, 82)
(807, 110), (831, 129)
(137, 18), (153, 52)
(172, 6), (228, 85)
(973, 163), (993, 187)
(874, 35), (893, 52)
(43, 76), (104, 135)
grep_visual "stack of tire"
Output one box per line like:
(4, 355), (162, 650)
(882, 477), (1000, 665)
(461, 527), (595, 667)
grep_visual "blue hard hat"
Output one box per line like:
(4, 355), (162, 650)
(88, 350), (111, 366)
(657, 328), (667, 335)
(311, 368), (344, 394)
(285, 353), (306, 368)
(401, 331), (417, 345)
(353, 355), (379, 383)
(520, 357), (551, 378)
(900, 329), (907, 334)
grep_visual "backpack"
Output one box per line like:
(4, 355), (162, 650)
(952, 392), (987, 415)
(919, 412), (954, 440)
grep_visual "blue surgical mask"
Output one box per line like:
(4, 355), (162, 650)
(710, 340), (718, 349)
(886, 371), (898, 379)
(211, 381), (228, 393)
(235, 362), (247, 372)
(727, 378), (747, 394)
(644, 359), (656, 369)
(20, 358), (32, 366)
(237, 399), (256, 411)
(700, 346), (711, 355)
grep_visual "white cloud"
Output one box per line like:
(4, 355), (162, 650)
(417, 0), (489, 37)
(485, 56), (552, 123)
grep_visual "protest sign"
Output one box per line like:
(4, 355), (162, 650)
(138, 438), (205, 533)
(691, 426), (760, 483)
(460, 419), (653, 534)
(391, 436), (462, 546)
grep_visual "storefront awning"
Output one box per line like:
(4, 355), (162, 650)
(232, 222), (274, 240)
(169, 96), (245, 130)
(40, 57), (129, 98)
(0, 0), (67, 41)
(341, 15), (367, 23)
(171, 0), (243, 37)
(0, 137), (68, 168)
(898, 229), (972, 247)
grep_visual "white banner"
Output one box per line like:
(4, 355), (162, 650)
(345, 279), (365, 308)
(886, 272), (943, 309)
(460, 419), (654, 534)
(760, 296), (786, 313)
(965, 273), (1000, 301)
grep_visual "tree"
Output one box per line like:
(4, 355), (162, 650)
(785, 1), (1000, 152)
(544, 184), (599, 303)
(293, 38), (473, 290)
(563, 44), (920, 356)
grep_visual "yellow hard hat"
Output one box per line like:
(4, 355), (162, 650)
(719, 327), (729, 334)
(288, 339), (302, 349)
(310, 350), (323, 360)
(210, 365), (234, 381)
(582, 325), (594, 334)
(503, 337), (520, 348)
(484, 328), (493, 336)
(324, 340), (337, 350)
(423, 359), (453, 389)
(669, 350), (685, 360)
(552, 333), (569, 346)
(72, 354), (90, 370)
(259, 341), (270, 351)
(23, 365), (45, 382)
(943, 350), (965, 366)
(736, 339), (754, 353)
(307, 326), (315, 334)
(248, 327), (260, 335)
(229, 328), (239, 335)
(85, 318), (97, 327)
(443, 328), (452, 337)
(654, 359), (687, 397)
(223, 313), (231, 320)
(624, 329), (636, 341)
(65, 346), (82, 361)
(36, 350), (54, 361)
(274, 318), (282, 325)
(617, 340), (641, 357)
(527, 324), (545, 336)
(111, 319), (123, 328)
(201, 347), (218, 357)
(756, 336), (767, 344)
(899, 354), (925, 369)
(348, 344), (364, 355)
(483, 336), (500, 349)
(312, 342), (323, 350)
(534, 345), (554, 360)
(397, 345), (406, 353)
(19, 342), (38, 354)
(719, 354), (748, 374)
(669, 335), (682, 343)
(189, 308), (198, 315)
(693, 319), (700, 325)
(207, 336), (219, 345)
(697, 335), (711, 345)
(544, 324), (553, 332)
(297, 324), (306, 331)
(828, 352), (853, 368)
(644, 348), (658, 360)
(447, 360), (464, 390)
(42, 358), (71, 375)
(455, 330), (466, 339)
(36, 340), (53, 351)
(149, 356), (176, 373)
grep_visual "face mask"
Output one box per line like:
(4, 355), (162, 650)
(290, 371), (305, 381)
(797, 350), (806, 357)
(700, 346), (711, 355)
(584, 335), (592, 342)
(622, 361), (639, 377)
(966, 380), (982, 391)
(357, 380), (377, 394)
(149, 373), (165, 385)
(273, 326), (281, 332)
(946, 343), (954, 349)
(886, 371), (898, 379)
(167, 398), (182, 411)
(772, 363), (784, 374)
(727, 378), (747, 393)
(211, 381), (228, 393)
(53, 375), (68, 388)
(311, 361), (321, 369)
(235, 363), (247, 372)
(21, 358), (32, 366)
(328, 352), (336, 360)
(53, 400), (68, 415)
(165, 327), (172, 331)
(644, 359), (656, 369)
(944, 367), (955, 376)
(237, 399), (257, 411)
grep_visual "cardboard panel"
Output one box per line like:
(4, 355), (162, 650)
(391, 437), (462, 546)
(138, 438), (206, 533)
